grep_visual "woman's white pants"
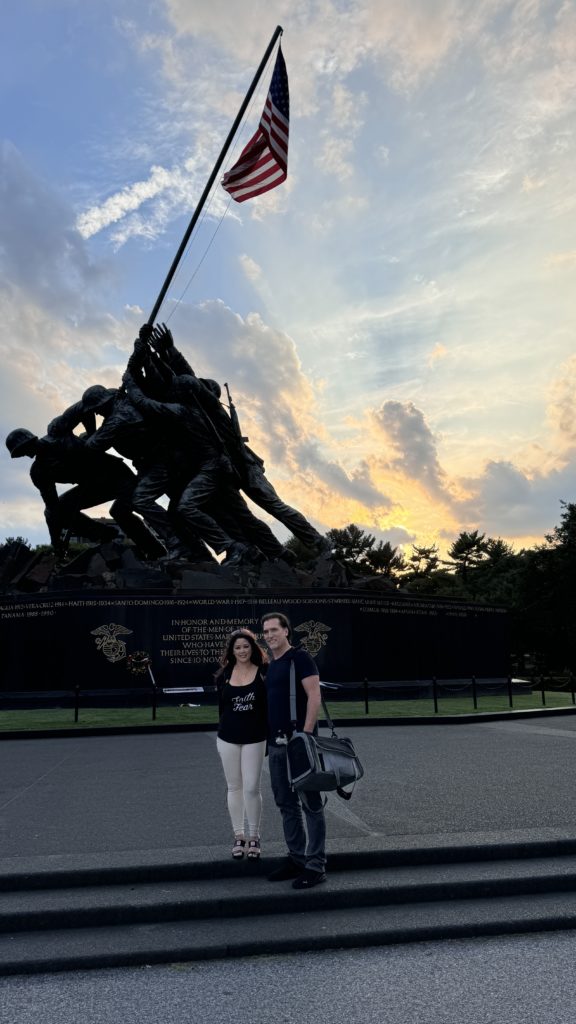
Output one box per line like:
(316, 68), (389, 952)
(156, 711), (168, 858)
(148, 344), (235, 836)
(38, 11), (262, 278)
(216, 737), (266, 837)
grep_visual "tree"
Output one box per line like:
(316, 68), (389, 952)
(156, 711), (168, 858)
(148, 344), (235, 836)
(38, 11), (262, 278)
(283, 535), (320, 567)
(403, 543), (459, 596)
(545, 500), (576, 550)
(365, 540), (406, 579)
(407, 544), (440, 577)
(326, 524), (376, 574)
(1, 536), (31, 550)
(447, 530), (489, 581)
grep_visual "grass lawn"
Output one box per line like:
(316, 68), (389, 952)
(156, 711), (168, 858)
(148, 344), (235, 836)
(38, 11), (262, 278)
(327, 692), (576, 718)
(0, 705), (219, 732)
(0, 691), (574, 732)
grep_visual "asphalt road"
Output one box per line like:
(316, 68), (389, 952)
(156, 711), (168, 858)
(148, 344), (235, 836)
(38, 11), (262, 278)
(2, 930), (576, 1024)
(3, 716), (576, 860)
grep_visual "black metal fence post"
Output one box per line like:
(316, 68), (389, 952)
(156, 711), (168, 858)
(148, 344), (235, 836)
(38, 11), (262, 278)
(363, 678), (369, 716)
(147, 664), (159, 720)
(432, 676), (439, 714)
(507, 675), (513, 709)
(540, 675), (546, 706)
(471, 675), (478, 710)
(74, 685), (80, 723)
(570, 671), (575, 706)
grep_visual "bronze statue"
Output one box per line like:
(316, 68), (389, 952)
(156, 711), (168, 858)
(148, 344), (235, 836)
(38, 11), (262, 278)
(5, 427), (164, 561)
(5, 322), (330, 569)
(122, 331), (287, 566)
(148, 324), (327, 555)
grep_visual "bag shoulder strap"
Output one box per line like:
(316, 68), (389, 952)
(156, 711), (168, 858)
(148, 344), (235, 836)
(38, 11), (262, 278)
(289, 658), (297, 728)
(289, 652), (337, 736)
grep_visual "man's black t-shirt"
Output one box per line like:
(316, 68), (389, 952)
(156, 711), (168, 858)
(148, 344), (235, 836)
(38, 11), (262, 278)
(266, 647), (318, 742)
(217, 670), (267, 744)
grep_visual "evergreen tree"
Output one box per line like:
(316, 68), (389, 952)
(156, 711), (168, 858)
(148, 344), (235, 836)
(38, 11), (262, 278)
(365, 540), (407, 580)
(326, 524), (375, 574)
(447, 530), (489, 580)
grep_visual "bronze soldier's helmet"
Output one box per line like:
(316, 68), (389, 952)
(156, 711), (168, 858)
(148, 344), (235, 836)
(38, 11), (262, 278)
(82, 385), (117, 411)
(200, 378), (222, 398)
(5, 428), (38, 458)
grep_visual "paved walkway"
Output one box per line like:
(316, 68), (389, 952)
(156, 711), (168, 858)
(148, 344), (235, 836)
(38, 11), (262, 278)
(1, 714), (576, 873)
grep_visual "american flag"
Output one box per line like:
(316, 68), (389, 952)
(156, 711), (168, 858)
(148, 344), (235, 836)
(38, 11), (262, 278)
(221, 47), (289, 203)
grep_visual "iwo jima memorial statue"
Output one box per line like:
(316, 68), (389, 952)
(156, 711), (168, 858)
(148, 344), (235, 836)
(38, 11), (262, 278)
(1, 29), (508, 701)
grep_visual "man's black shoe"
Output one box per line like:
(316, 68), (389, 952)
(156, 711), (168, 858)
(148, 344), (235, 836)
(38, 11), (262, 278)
(267, 859), (303, 882)
(292, 869), (327, 890)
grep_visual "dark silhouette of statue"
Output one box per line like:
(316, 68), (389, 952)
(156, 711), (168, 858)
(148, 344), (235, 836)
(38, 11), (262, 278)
(53, 384), (212, 563)
(5, 321), (330, 569)
(123, 331), (289, 565)
(5, 427), (165, 560)
(148, 324), (328, 554)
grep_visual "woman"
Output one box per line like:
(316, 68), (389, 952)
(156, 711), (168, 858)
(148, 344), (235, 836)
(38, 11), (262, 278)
(215, 629), (268, 859)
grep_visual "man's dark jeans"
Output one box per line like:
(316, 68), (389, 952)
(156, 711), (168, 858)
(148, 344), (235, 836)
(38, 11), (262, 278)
(268, 743), (326, 873)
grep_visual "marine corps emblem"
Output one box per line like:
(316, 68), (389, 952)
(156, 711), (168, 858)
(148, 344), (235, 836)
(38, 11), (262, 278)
(91, 623), (133, 663)
(294, 620), (331, 657)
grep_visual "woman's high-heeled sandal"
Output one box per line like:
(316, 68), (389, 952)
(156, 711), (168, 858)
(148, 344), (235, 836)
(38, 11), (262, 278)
(232, 838), (246, 859)
(247, 838), (261, 859)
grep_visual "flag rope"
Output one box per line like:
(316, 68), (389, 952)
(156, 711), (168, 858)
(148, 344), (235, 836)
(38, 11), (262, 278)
(159, 57), (276, 320)
(147, 25), (284, 326)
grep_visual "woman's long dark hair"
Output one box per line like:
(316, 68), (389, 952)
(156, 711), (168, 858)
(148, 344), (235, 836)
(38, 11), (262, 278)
(214, 629), (268, 681)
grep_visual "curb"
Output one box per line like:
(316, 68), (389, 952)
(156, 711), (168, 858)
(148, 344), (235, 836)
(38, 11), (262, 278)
(1, 704), (576, 740)
(4, 835), (576, 891)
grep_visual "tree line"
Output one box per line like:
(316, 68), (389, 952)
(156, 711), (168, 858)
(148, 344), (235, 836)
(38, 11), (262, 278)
(285, 502), (576, 673)
(2, 500), (575, 672)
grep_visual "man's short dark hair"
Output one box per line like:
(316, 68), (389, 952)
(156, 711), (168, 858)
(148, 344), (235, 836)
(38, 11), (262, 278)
(261, 611), (292, 640)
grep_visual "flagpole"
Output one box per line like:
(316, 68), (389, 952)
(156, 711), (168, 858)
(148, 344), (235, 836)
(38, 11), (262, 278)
(147, 25), (284, 326)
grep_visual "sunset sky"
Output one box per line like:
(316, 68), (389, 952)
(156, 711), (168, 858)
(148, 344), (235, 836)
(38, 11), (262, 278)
(1, 0), (575, 558)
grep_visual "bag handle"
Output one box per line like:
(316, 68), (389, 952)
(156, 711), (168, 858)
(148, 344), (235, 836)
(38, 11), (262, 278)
(289, 657), (337, 736)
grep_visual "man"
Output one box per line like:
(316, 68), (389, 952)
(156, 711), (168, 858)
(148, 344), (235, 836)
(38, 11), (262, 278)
(80, 383), (213, 563)
(123, 337), (278, 566)
(125, 327), (294, 564)
(5, 427), (165, 560)
(262, 611), (327, 889)
(149, 324), (328, 557)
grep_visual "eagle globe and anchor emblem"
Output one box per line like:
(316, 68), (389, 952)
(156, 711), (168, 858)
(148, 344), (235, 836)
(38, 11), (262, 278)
(91, 623), (133, 663)
(294, 620), (331, 657)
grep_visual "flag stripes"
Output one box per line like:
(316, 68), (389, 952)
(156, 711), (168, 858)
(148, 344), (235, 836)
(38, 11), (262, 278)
(221, 47), (289, 203)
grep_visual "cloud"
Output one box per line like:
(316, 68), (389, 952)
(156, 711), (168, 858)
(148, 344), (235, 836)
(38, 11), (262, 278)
(0, 142), (104, 311)
(545, 250), (576, 268)
(457, 457), (576, 539)
(77, 165), (179, 238)
(165, 299), (395, 509)
(165, 299), (322, 473)
(428, 342), (448, 367)
(77, 153), (233, 246)
(522, 175), (546, 192)
(315, 134), (355, 183)
(371, 524), (416, 549)
(295, 443), (391, 509)
(547, 355), (576, 449)
(361, 0), (502, 92)
(372, 400), (449, 498)
(239, 254), (263, 283)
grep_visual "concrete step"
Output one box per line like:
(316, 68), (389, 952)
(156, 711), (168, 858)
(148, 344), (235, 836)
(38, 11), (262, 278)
(4, 840), (576, 975)
(2, 890), (576, 976)
(4, 834), (576, 891)
(2, 855), (576, 934)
